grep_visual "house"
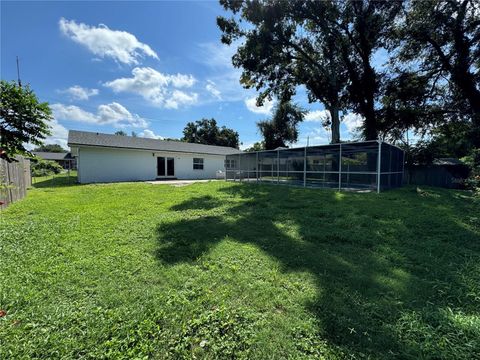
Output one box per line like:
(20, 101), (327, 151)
(32, 152), (77, 170)
(67, 130), (242, 183)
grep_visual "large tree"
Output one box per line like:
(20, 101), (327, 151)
(0, 80), (52, 162)
(218, 0), (402, 141)
(33, 144), (67, 153)
(397, 0), (480, 146)
(245, 141), (265, 152)
(182, 118), (240, 148)
(335, 0), (402, 139)
(257, 100), (305, 150)
(377, 71), (448, 141)
(218, 0), (347, 143)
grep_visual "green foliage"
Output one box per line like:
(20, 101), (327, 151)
(379, 72), (447, 140)
(257, 101), (305, 150)
(31, 159), (63, 177)
(404, 122), (473, 166)
(182, 118), (240, 148)
(0, 80), (52, 162)
(218, 0), (402, 141)
(244, 141), (265, 152)
(1, 181), (479, 358)
(219, 0), (479, 154)
(396, 0), (480, 146)
(114, 130), (127, 136)
(33, 144), (67, 153)
(461, 148), (480, 190)
(169, 306), (255, 358)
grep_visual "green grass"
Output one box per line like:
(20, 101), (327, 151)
(31, 171), (77, 188)
(1, 180), (479, 359)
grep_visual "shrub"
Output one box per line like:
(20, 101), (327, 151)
(461, 148), (480, 191)
(31, 159), (63, 177)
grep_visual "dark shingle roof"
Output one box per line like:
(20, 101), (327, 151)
(433, 158), (463, 166)
(67, 130), (242, 156)
(32, 152), (73, 160)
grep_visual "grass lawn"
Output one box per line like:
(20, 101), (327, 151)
(1, 179), (479, 359)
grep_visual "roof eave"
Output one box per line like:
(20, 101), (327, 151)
(68, 143), (241, 156)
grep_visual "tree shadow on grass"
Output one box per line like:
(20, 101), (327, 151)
(32, 175), (79, 188)
(155, 183), (480, 358)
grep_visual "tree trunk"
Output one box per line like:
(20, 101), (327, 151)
(363, 103), (378, 141)
(450, 17), (480, 147)
(329, 106), (340, 144)
(451, 70), (480, 147)
(362, 61), (379, 141)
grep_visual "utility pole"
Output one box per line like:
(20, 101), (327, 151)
(16, 56), (22, 87)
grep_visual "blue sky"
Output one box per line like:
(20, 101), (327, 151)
(1, 1), (363, 149)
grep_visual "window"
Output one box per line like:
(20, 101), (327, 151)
(225, 159), (236, 169)
(193, 158), (204, 170)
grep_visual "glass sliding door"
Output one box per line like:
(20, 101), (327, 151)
(167, 157), (175, 176)
(157, 157), (165, 176)
(157, 156), (175, 177)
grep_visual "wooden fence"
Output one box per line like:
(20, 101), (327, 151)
(404, 164), (469, 189)
(0, 156), (31, 209)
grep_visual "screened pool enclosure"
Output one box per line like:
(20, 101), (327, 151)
(225, 140), (404, 192)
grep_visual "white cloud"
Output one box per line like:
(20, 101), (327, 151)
(51, 104), (98, 123)
(45, 119), (69, 149)
(59, 18), (158, 65)
(197, 42), (237, 69)
(299, 127), (331, 146)
(51, 102), (148, 128)
(342, 113), (363, 135)
(164, 90), (199, 109)
(305, 109), (331, 123)
(245, 97), (274, 115)
(169, 74), (197, 88)
(140, 129), (164, 140)
(205, 80), (222, 100)
(104, 67), (198, 108)
(195, 42), (245, 102)
(61, 85), (99, 100)
(239, 142), (257, 151)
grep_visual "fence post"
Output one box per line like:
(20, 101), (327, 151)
(224, 158), (227, 182)
(401, 149), (405, 185)
(239, 154), (242, 182)
(256, 152), (259, 184)
(338, 143), (342, 190)
(303, 146), (307, 187)
(277, 150), (280, 184)
(377, 140), (382, 193)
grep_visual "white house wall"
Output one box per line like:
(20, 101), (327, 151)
(77, 146), (226, 183)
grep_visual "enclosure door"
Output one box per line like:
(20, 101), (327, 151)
(157, 157), (175, 177)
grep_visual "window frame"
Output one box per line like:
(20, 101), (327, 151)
(225, 159), (236, 169)
(193, 157), (204, 170)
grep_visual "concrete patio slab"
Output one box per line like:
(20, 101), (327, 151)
(146, 179), (220, 187)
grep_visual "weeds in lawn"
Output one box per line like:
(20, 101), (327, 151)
(157, 184), (480, 359)
(1, 181), (479, 359)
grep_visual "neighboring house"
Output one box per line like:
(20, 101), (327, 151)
(67, 130), (242, 183)
(32, 152), (77, 170)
